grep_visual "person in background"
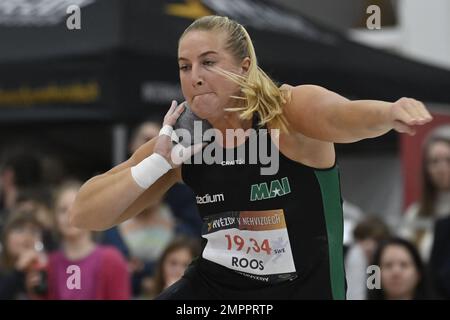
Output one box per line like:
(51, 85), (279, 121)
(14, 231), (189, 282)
(0, 151), (43, 230)
(101, 121), (202, 297)
(429, 214), (450, 299)
(29, 180), (130, 300)
(345, 215), (391, 300)
(102, 198), (176, 297)
(368, 238), (432, 300)
(128, 122), (162, 155)
(0, 210), (46, 299)
(398, 126), (450, 262)
(129, 121), (202, 237)
(14, 189), (58, 252)
(144, 236), (200, 299)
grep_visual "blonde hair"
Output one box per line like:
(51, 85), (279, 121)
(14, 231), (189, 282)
(180, 15), (291, 132)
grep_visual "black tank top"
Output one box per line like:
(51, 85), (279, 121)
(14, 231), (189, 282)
(181, 116), (346, 299)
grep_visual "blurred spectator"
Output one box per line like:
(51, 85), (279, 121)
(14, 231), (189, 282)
(99, 120), (203, 297)
(368, 238), (432, 300)
(429, 215), (450, 299)
(14, 188), (58, 252)
(0, 151), (43, 229)
(164, 183), (203, 236)
(101, 200), (176, 297)
(345, 215), (390, 300)
(398, 128), (450, 262)
(40, 154), (66, 188)
(128, 122), (161, 155)
(31, 180), (130, 300)
(129, 121), (202, 237)
(144, 236), (200, 299)
(0, 210), (46, 299)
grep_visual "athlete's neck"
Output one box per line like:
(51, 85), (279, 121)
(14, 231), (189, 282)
(208, 112), (253, 148)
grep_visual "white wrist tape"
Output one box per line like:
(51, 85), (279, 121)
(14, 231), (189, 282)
(130, 153), (172, 189)
(159, 125), (179, 143)
(159, 125), (173, 137)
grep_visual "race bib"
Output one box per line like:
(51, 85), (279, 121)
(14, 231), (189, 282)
(202, 209), (297, 283)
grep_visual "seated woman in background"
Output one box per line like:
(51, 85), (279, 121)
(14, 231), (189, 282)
(101, 199), (176, 297)
(345, 215), (391, 300)
(0, 210), (46, 299)
(398, 126), (450, 262)
(143, 236), (200, 299)
(368, 238), (432, 300)
(28, 180), (130, 300)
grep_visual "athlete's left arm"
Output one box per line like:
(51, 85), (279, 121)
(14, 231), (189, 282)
(283, 85), (433, 143)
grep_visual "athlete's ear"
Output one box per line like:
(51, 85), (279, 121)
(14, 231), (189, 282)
(240, 57), (251, 74)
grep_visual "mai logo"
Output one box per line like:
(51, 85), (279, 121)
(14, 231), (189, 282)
(250, 177), (291, 201)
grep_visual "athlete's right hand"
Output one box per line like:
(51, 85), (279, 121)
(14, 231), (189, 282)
(153, 100), (205, 168)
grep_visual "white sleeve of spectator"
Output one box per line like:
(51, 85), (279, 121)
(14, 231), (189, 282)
(130, 153), (172, 189)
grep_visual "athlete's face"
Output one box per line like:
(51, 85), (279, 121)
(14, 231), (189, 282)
(178, 30), (249, 121)
(380, 245), (420, 300)
(426, 141), (450, 190)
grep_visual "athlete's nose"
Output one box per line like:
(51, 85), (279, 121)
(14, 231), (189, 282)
(191, 64), (204, 88)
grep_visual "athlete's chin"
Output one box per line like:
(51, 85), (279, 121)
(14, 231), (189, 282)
(190, 100), (221, 120)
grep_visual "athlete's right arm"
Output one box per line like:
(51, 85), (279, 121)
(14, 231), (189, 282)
(69, 101), (187, 231)
(69, 137), (182, 231)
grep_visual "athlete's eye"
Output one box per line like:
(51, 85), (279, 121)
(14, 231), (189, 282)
(203, 60), (215, 66)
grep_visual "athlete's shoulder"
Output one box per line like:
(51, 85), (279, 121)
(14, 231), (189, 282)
(280, 84), (330, 115)
(278, 84), (328, 133)
(277, 84), (336, 169)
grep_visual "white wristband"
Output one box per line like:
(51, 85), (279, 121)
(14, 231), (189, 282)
(159, 125), (173, 137)
(130, 153), (172, 189)
(159, 124), (179, 143)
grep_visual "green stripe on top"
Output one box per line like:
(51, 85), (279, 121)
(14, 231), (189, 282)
(314, 168), (346, 300)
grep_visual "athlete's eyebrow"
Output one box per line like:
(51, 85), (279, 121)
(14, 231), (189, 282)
(178, 51), (219, 61)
